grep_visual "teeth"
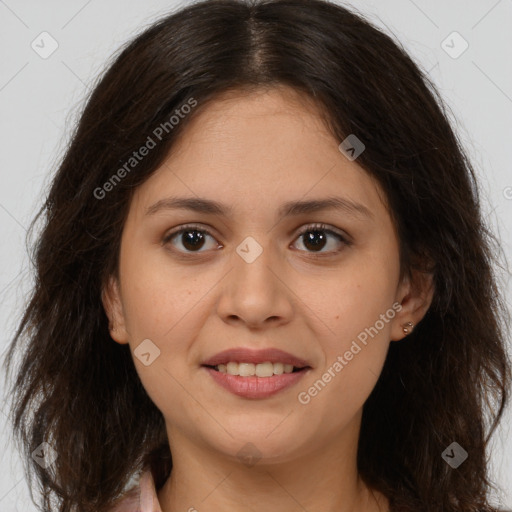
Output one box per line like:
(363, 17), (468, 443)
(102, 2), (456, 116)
(216, 362), (297, 377)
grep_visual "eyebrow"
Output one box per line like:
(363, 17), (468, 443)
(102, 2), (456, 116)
(145, 195), (373, 220)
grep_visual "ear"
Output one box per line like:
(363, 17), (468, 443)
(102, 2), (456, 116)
(390, 269), (434, 341)
(101, 275), (130, 344)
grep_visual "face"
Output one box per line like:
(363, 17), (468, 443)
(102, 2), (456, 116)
(103, 85), (432, 465)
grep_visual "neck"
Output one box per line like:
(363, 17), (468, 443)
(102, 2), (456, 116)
(156, 416), (389, 512)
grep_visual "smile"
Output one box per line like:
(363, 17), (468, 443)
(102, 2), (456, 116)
(202, 364), (310, 399)
(208, 361), (305, 377)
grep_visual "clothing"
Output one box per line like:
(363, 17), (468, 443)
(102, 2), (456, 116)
(110, 469), (163, 512)
(108, 471), (510, 512)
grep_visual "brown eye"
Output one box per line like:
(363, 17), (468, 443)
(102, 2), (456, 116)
(300, 230), (329, 251)
(292, 223), (351, 254)
(163, 225), (219, 253)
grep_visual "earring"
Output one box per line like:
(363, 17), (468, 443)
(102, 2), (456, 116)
(402, 321), (414, 335)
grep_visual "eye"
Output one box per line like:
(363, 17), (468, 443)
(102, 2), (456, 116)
(162, 222), (351, 256)
(162, 224), (221, 253)
(292, 223), (351, 255)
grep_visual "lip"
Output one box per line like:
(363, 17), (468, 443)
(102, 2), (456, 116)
(203, 366), (311, 399)
(201, 347), (311, 368)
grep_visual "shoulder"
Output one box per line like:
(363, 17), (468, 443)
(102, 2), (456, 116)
(109, 484), (140, 512)
(478, 508), (512, 512)
(109, 468), (162, 512)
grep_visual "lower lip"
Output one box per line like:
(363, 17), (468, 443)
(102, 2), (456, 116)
(203, 366), (309, 399)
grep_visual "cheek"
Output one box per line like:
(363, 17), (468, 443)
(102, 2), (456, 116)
(118, 252), (213, 419)
(119, 244), (213, 340)
(298, 255), (398, 346)
(293, 254), (398, 405)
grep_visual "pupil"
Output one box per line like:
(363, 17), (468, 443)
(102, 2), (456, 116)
(304, 231), (326, 251)
(179, 230), (326, 252)
(182, 230), (205, 251)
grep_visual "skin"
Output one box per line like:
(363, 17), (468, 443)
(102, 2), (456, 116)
(103, 85), (434, 512)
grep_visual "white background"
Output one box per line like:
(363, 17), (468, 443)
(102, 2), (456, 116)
(0, 0), (511, 509)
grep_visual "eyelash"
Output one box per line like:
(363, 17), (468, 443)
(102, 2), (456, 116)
(162, 223), (352, 257)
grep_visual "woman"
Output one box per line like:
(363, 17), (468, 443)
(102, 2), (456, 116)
(3, 0), (511, 511)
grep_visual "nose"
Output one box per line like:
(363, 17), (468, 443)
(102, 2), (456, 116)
(216, 239), (294, 329)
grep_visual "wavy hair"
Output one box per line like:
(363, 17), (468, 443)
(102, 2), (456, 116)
(3, 0), (511, 511)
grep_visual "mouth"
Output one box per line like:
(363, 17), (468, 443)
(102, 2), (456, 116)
(200, 348), (312, 398)
(201, 363), (311, 399)
(202, 347), (311, 372)
(202, 362), (311, 377)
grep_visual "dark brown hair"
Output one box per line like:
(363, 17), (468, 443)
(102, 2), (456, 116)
(3, 0), (511, 511)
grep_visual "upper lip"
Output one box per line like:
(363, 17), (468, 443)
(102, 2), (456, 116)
(202, 348), (311, 368)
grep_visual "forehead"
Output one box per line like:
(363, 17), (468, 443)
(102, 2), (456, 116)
(129, 85), (390, 223)
(171, 85), (335, 153)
